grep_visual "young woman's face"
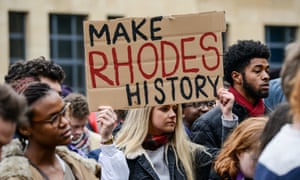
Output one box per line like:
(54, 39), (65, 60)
(148, 105), (177, 136)
(28, 91), (72, 147)
(238, 149), (259, 178)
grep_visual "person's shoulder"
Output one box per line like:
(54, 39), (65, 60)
(0, 139), (31, 179)
(56, 146), (99, 173)
(258, 125), (300, 176)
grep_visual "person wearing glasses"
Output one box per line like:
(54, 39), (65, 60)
(0, 82), (129, 180)
(182, 100), (216, 137)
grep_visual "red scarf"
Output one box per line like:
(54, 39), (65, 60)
(229, 87), (265, 116)
(142, 134), (170, 150)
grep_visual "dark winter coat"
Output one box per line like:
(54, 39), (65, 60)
(126, 145), (218, 180)
(191, 102), (271, 149)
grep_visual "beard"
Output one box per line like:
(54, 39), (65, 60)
(242, 73), (269, 99)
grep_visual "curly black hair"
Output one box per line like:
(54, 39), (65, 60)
(223, 40), (270, 86)
(5, 56), (65, 84)
(4, 60), (27, 84)
(26, 57), (65, 83)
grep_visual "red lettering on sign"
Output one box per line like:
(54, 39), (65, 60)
(88, 33), (221, 88)
(161, 40), (179, 77)
(181, 37), (199, 73)
(89, 51), (114, 88)
(137, 42), (159, 79)
(200, 32), (220, 71)
(112, 46), (134, 86)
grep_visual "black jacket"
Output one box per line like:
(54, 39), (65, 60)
(190, 102), (270, 149)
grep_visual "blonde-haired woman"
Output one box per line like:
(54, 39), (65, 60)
(115, 104), (216, 180)
(214, 117), (267, 180)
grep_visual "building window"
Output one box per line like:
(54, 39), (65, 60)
(9, 12), (26, 64)
(265, 26), (297, 68)
(50, 14), (86, 94)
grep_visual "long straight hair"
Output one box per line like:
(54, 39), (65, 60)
(115, 105), (205, 180)
(214, 117), (267, 179)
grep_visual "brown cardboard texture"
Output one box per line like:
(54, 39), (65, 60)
(83, 11), (226, 111)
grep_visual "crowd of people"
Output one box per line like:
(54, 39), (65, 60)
(0, 39), (299, 180)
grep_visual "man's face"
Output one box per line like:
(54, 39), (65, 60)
(242, 58), (270, 99)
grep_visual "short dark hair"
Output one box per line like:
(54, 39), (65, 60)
(5, 56), (65, 84)
(25, 57), (65, 83)
(4, 60), (26, 84)
(0, 83), (27, 123)
(223, 40), (270, 85)
(64, 93), (89, 120)
(22, 82), (53, 106)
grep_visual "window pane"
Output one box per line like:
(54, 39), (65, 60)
(76, 40), (84, 58)
(61, 65), (72, 85)
(269, 27), (285, 42)
(287, 28), (297, 43)
(77, 65), (86, 89)
(9, 12), (26, 63)
(50, 14), (87, 94)
(58, 40), (72, 58)
(10, 39), (25, 58)
(270, 48), (284, 63)
(9, 13), (25, 33)
(50, 39), (55, 57)
(57, 15), (72, 34)
(265, 26), (298, 66)
(76, 16), (85, 35)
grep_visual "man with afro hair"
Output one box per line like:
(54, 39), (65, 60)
(191, 40), (271, 149)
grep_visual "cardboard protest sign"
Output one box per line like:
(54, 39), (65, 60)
(83, 11), (226, 111)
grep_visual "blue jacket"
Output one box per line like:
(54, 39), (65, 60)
(264, 78), (286, 110)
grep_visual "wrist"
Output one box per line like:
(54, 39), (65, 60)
(101, 135), (114, 145)
(222, 113), (233, 120)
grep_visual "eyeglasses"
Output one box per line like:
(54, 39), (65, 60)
(32, 102), (71, 125)
(184, 101), (216, 110)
